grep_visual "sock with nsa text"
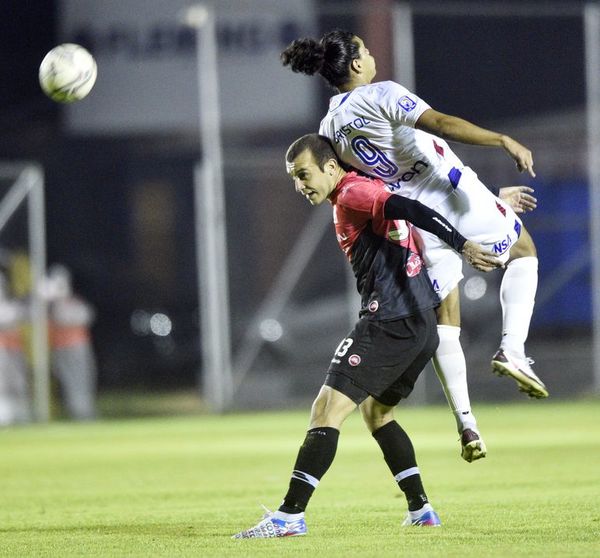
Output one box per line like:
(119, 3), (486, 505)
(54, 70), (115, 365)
(432, 325), (478, 433)
(372, 421), (428, 511)
(500, 257), (538, 357)
(279, 427), (340, 514)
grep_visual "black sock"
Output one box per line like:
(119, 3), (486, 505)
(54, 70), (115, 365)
(372, 420), (429, 511)
(279, 427), (340, 514)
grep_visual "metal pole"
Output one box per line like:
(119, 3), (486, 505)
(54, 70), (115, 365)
(186, 5), (233, 412)
(391, 2), (431, 405)
(27, 166), (49, 421)
(392, 3), (415, 91)
(0, 172), (33, 233)
(584, 3), (600, 393)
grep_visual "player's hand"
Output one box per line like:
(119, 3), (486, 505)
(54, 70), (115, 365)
(461, 240), (504, 273)
(501, 136), (536, 177)
(498, 186), (537, 214)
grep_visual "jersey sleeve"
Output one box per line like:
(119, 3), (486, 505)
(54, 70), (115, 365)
(337, 181), (392, 221)
(383, 194), (467, 252)
(375, 81), (431, 128)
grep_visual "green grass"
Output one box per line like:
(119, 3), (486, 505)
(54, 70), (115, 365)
(1, 400), (599, 557)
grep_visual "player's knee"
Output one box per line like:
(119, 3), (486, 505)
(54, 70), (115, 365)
(309, 386), (356, 429)
(360, 400), (394, 433)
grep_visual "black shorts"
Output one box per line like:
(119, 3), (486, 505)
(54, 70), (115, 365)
(325, 308), (439, 406)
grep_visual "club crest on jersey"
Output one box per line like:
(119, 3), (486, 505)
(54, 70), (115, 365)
(406, 252), (423, 277)
(368, 300), (379, 312)
(398, 96), (417, 112)
(348, 354), (361, 366)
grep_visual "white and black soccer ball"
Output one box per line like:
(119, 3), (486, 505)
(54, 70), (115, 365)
(39, 43), (97, 103)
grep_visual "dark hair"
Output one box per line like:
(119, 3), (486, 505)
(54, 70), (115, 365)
(281, 29), (360, 89)
(286, 134), (338, 170)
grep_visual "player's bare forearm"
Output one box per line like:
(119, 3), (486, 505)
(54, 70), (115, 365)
(416, 109), (504, 147)
(416, 109), (536, 177)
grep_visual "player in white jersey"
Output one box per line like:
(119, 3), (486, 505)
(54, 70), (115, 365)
(282, 29), (547, 463)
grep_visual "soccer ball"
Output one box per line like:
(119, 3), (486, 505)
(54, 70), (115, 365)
(39, 43), (97, 103)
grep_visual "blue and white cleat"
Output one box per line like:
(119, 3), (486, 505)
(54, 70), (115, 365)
(232, 506), (307, 539)
(402, 504), (442, 527)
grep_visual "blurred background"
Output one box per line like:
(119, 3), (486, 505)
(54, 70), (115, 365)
(0, 0), (596, 421)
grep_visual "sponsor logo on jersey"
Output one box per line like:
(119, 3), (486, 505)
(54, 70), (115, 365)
(493, 234), (513, 255)
(388, 228), (409, 242)
(496, 201), (506, 217)
(332, 117), (372, 143)
(386, 160), (429, 191)
(406, 252), (423, 277)
(398, 95), (417, 112)
(348, 354), (361, 366)
(431, 279), (440, 292)
(368, 300), (379, 312)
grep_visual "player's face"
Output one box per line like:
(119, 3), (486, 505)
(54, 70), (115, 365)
(287, 150), (337, 206)
(354, 36), (376, 82)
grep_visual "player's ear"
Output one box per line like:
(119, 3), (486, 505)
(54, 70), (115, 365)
(325, 158), (338, 175)
(350, 57), (362, 74)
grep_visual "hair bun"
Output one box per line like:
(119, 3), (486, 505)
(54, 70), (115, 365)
(281, 38), (325, 75)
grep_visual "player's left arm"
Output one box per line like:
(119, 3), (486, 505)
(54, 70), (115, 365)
(383, 194), (503, 272)
(415, 108), (536, 177)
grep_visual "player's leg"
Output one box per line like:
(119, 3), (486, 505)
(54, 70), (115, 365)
(361, 398), (440, 526)
(436, 170), (547, 398)
(492, 225), (548, 397)
(278, 385), (356, 514)
(359, 313), (441, 526)
(232, 385), (356, 539)
(418, 238), (485, 462)
(434, 288), (487, 462)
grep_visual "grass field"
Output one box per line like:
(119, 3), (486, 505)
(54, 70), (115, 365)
(1, 399), (599, 557)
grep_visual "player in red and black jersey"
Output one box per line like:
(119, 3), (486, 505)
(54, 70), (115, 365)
(232, 135), (501, 539)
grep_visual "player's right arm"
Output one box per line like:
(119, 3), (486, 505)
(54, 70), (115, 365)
(415, 108), (536, 177)
(497, 186), (537, 213)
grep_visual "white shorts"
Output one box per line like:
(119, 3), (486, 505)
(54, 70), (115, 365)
(414, 167), (523, 300)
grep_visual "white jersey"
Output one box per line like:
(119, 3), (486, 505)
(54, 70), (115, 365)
(319, 80), (465, 208)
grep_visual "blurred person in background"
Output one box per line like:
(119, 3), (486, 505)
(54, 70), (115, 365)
(0, 272), (31, 425)
(44, 264), (97, 420)
(233, 134), (502, 538)
(281, 29), (544, 462)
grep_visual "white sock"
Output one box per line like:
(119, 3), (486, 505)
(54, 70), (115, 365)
(500, 257), (538, 357)
(273, 510), (304, 521)
(409, 502), (434, 518)
(432, 325), (477, 434)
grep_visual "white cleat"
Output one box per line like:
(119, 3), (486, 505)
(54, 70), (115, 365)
(491, 349), (548, 399)
(232, 506), (307, 539)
